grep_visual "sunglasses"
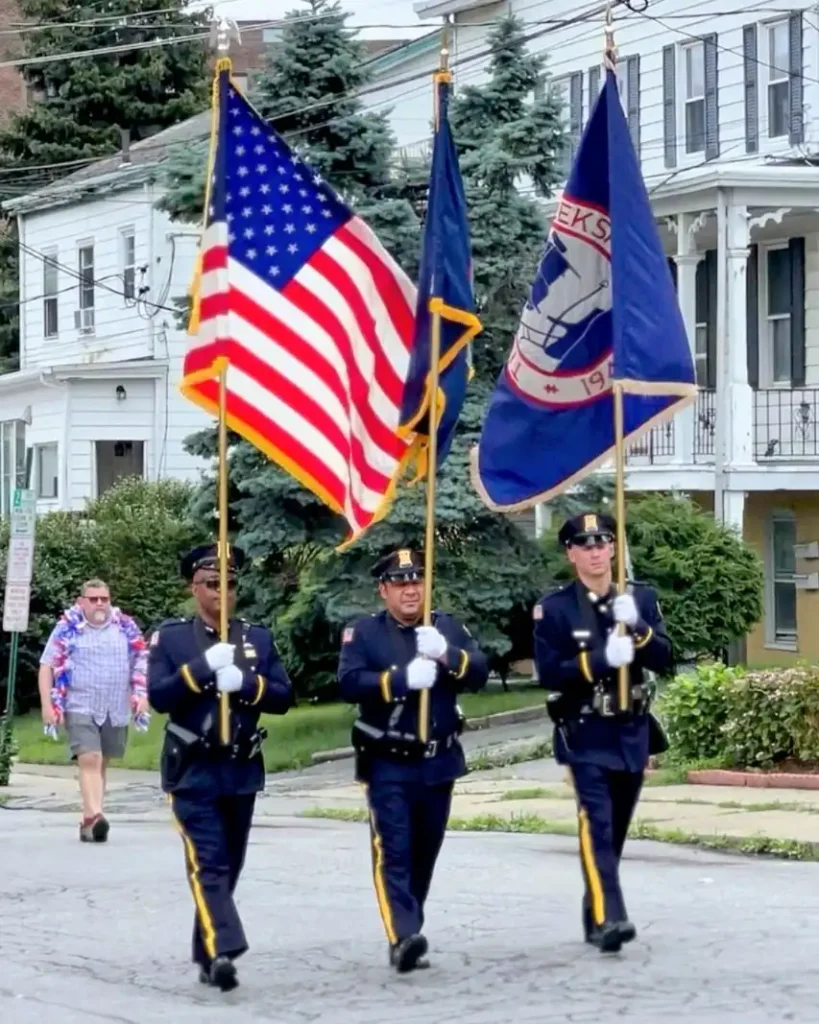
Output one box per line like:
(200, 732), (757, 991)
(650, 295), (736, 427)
(84, 595), (110, 604)
(198, 578), (237, 591)
(571, 535), (612, 549)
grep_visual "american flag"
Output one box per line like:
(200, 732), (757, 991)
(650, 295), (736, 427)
(182, 67), (416, 541)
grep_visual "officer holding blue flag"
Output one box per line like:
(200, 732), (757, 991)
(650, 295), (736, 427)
(533, 512), (672, 952)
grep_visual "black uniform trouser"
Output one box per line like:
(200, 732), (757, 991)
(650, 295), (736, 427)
(570, 763), (644, 926)
(170, 791), (257, 966)
(363, 778), (454, 944)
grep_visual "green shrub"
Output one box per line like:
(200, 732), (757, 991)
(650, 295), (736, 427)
(0, 477), (207, 714)
(659, 662), (740, 761)
(661, 662), (819, 768)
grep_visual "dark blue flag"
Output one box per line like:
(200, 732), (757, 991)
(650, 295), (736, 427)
(471, 69), (696, 510)
(400, 72), (481, 480)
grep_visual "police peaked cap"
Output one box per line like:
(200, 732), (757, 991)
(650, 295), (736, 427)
(558, 511), (617, 547)
(181, 543), (247, 580)
(371, 547), (425, 582)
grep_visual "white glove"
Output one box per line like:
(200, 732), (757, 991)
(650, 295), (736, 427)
(215, 664), (243, 693)
(613, 593), (639, 628)
(605, 633), (634, 668)
(406, 656), (437, 690)
(204, 642), (235, 671)
(415, 625), (448, 661)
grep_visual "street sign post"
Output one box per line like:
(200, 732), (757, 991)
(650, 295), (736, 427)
(1, 487), (36, 785)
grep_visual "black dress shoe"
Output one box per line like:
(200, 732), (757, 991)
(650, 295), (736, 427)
(590, 922), (623, 953)
(389, 934), (428, 973)
(616, 919), (636, 944)
(208, 956), (239, 991)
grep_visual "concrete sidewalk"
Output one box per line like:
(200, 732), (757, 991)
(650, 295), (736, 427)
(7, 757), (819, 848)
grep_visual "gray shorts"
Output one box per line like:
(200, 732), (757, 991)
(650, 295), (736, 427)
(65, 713), (128, 760)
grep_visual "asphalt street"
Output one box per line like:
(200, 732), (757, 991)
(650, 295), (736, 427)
(1, 807), (815, 1024)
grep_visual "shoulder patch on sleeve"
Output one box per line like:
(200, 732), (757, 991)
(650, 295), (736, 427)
(533, 603), (543, 620)
(149, 631), (161, 647)
(342, 627), (354, 643)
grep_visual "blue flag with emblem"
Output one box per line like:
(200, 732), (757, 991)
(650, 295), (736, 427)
(400, 71), (481, 479)
(470, 68), (696, 511)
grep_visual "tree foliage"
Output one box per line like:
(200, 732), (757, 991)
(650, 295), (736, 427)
(0, 478), (207, 713)
(539, 486), (765, 663)
(0, 222), (19, 374)
(0, 0), (211, 169)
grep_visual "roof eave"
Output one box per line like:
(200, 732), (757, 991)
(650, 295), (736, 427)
(2, 163), (157, 217)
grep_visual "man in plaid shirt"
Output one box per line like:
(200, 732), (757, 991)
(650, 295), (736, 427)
(38, 579), (148, 842)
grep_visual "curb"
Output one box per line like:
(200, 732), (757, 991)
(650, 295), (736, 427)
(311, 704), (547, 765)
(688, 769), (819, 790)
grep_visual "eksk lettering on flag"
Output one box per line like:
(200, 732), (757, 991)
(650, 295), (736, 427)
(181, 62), (417, 543)
(471, 68), (697, 511)
(399, 71), (481, 479)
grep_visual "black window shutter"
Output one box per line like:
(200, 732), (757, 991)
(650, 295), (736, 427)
(704, 249), (717, 389)
(743, 25), (758, 153)
(626, 55), (640, 155)
(789, 13), (804, 145)
(662, 45), (676, 168)
(704, 34), (719, 160)
(569, 71), (583, 147)
(588, 64), (600, 107)
(790, 237), (806, 386)
(746, 243), (759, 389)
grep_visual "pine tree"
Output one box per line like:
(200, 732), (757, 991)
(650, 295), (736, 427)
(448, 14), (566, 378)
(0, 0), (211, 170)
(0, 223), (19, 374)
(160, 0), (421, 275)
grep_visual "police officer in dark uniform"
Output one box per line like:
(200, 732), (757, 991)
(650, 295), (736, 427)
(533, 513), (672, 954)
(147, 543), (293, 991)
(337, 548), (489, 973)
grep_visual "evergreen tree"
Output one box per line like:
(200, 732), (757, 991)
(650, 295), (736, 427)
(448, 14), (566, 378)
(160, 0), (421, 275)
(0, 0), (211, 170)
(0, 224), (19, 374)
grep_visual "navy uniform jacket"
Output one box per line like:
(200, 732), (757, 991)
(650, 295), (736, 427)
(533, 580), (673, 773)
(147, 615), (293, 796)
(337, 609), (488, 785)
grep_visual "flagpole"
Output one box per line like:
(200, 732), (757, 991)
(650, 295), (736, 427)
(602, 6), (630, 713)
(211, 15), (236, 747)
(419, 23), (451, 745)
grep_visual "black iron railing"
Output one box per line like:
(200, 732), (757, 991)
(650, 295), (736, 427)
(625, 419), (675, 463)
(694, 388), (716, 458)
(755, 389), (819, 458)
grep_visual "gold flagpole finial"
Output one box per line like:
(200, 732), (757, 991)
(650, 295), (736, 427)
(604, 2), (617, 71)
(210, 15), (240, 56)
(440, 15), (450, 73)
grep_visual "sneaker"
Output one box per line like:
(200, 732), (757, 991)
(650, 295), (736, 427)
(79, 814), (109, 843)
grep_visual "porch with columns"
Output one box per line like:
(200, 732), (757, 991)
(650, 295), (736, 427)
(623, 162), (819, 534)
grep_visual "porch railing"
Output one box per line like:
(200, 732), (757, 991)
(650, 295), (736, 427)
(625, 419), (674, 463)
(755, 389), (819, 458)
(694, 388), (716, 459)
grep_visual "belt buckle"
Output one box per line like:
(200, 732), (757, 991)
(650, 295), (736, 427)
(601, 692), (615, 717)
(424, 739), (438, 758)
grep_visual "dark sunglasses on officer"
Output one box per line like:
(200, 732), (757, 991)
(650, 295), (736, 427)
(197, 575), (237, 591)
(571, 531), (613, 549)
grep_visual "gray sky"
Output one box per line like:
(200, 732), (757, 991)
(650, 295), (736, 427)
(196, 0), (433, 40)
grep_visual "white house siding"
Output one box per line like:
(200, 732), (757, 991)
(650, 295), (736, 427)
(1, 377), (68, 513)
(66, 377), (156, 508)
(372, 0), (819, 182)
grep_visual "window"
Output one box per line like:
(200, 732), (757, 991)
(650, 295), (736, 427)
(262, 27), (283, 43)
(684, 41), (705, 153)
(0, 420), (26, 517)
(43, 250), (58, 338)
(35, 442), (58, 499)
(765, 246), (791, 384)
(767, 20), (789, 137)
(694, 323), (709, 387)
(121, 229), (135, 301)
(77, 243), (94, 333)
(769, 513), (797, 645)
(555, 77), (573, 175)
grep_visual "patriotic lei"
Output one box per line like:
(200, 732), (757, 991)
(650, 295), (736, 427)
(49, 604), (149, 727)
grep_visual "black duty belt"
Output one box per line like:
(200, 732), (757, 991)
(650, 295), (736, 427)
(353, 720), (459, 760)
(581, 683), (650, 719)
(166, 721), (267, 761)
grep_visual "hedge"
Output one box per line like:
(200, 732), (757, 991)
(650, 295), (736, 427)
(660, 662), (819, 767)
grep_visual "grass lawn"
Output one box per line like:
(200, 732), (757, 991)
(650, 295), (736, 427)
(12, 684), (545, 773)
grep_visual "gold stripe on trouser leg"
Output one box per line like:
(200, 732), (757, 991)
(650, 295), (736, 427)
(168, 795), (218, 961)
(360, 783), (398, 945)
(578, 806), (606, 926)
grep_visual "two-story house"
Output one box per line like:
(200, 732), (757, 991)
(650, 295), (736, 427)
(362, 1), (819, 665)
